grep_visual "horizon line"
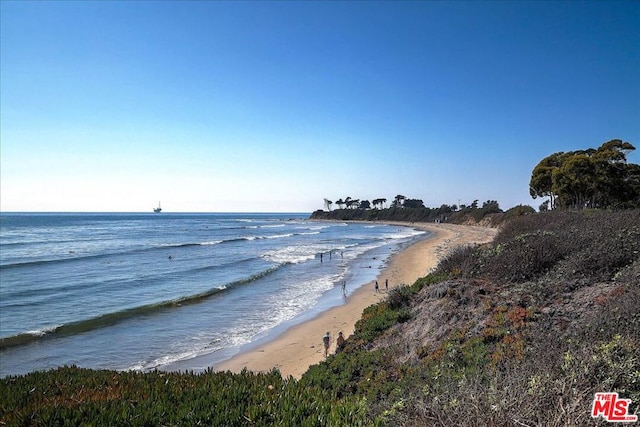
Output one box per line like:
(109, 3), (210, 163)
(0, 211), (314, 215)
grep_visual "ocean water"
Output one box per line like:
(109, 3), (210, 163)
(0, 213), (428, 378)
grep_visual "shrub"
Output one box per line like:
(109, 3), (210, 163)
(386, 286), (413, 310)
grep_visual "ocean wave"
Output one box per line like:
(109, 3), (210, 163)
(0, 255), (249, 303)
(261, 250), (316, 265)
(0, 251), (128, 270)
(1, 224), (321, 269)
(0, 237), (249, 270)
(264, 233), (294, 239)
(260, 242), (359, 265)
(303, 225), (330, 230)
(0, 265), (283, 351)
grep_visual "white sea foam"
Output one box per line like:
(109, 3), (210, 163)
(383, 229), (426, 240)
(264, 233), (294, 239)
(201, 240), (223, 246)
(132, 331), (251, 372)
(261, 246), (318, 264)
(304, 225), (330, 231)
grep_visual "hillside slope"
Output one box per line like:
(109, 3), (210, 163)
(302, 210), (640, 425)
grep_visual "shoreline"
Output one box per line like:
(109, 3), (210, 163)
(213, 222), (497, 379)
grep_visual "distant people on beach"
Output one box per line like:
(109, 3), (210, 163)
(336, 331), (345, 352)
(342, 280), (347, 297)
(323, 331), (331, 357)
(385, 279), (388, 291)
(320, 253), (323, 262)
(375, 281), (379, 293)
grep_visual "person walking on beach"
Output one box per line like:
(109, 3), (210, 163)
(385, 278), (388, 291)
(336, 331), (345, 352)
(375, 281), (379, 293)
(342, 280), (347, 297)
(323, 331), (331, 357)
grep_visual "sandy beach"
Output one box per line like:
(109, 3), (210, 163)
(215, 222), (497, 379)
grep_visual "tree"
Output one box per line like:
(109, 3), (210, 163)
(344, 197), (352, 209)
(432, 205), (454, 221)
(403, 199), (424, 209)
(530, 139), (638, 210)
(359, 200), (371, 209)
(539, 200), (550, 212)
(392, 195), (406, 208)
(552, 154), (596, 209)
(324, 199), (333, 211)
(530, 152), (566, 210)
(591, 140), (637, 208)
(372, 198), (387, 209)
(625, 164), (640, 207)
(335, 199), (345, 209)
(482, 200), (501, 212)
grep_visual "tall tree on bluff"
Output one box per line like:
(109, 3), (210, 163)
(403, 199), (425, 209)
(592, 140), (638, 207)
(392, 195), (406, 208)
(372, 198), (387, 209)
(552, 154), (596, 209)
(529, 152), (567, 210)
(530, 139), (639, 209)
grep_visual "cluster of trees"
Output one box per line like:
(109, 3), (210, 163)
(324, 194), (428, 211)
(530, 139), (640, 210)
(314, 196), (512, 224)
(323, 194), (503, 214)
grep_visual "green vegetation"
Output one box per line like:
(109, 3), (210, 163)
(311, 199), (528, 225)
(0, 367), (369, 426)
(3, 210), (637, 425)
(530, 139), (640, 210)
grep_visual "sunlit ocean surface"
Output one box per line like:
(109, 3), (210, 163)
(0, 213), (427, 377)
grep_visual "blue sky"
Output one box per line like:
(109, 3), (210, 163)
(1, 1), (638, 212)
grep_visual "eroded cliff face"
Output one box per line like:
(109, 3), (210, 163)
(371, 263), (639, 367)
(371, 210), (638, 394)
